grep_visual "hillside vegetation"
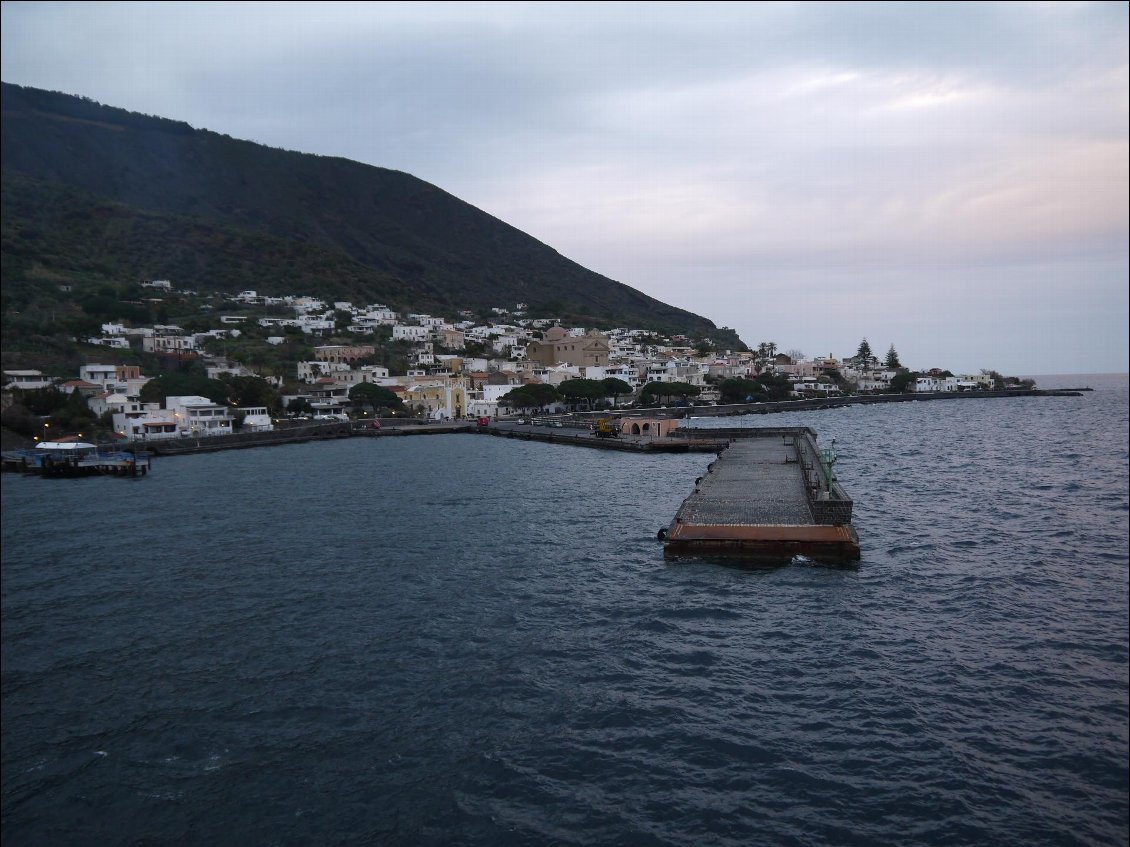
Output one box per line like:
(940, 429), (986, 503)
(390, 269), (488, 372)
(1, 82), (743, 352)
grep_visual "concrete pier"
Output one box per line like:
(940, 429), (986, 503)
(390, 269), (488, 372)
(481, 420), (729, 452)
(662, 429), (861, 565)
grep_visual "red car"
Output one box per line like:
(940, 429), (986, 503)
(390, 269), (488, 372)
(367, 420), (381, 430)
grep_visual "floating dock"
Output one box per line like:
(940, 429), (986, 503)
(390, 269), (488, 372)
(662, 428), (860, 565)
(1, 449), (152, 478)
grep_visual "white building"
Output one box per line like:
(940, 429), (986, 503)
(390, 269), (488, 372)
(205, 360), (257, 380)
(296, 317), (335, 334)
(4, 370), (54, 390)
(914, 377), (941, 393)
(481, 384), (519, 403)
(238, 407), (275, 432)
(357, 365), (391, 382)
(78, 364), (119, 387)
(87, 336), (131, 349)
(143, 335), (197, 354)
(358, 307), (398, 325)
(113, 409), (178, 441)
(165, 395), (234, 436)
(297, 361), (352, 383)
(792, 380), (842, 397)
(393, 325), (429, 342)
(914, 376), (980, 392)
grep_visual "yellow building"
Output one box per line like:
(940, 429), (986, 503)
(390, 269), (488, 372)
(403, 377), (469, 420)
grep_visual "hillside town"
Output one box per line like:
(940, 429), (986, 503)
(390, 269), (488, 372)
(2, 283), (1028, 444)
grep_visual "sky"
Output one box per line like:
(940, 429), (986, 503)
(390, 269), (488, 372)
(2, 1), (1127, 376)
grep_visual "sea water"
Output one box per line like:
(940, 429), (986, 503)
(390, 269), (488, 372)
(2, 376), (1126, 846)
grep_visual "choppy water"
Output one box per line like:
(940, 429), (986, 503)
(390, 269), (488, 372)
(2, 378), (1127, 846)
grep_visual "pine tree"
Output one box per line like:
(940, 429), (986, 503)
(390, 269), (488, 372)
(885, 344), (901, 369)
(856, 338), (873, 361)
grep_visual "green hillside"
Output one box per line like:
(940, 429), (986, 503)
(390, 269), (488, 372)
(1, 82), (743, 347)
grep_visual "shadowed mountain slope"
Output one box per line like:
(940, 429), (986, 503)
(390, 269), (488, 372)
(1, 82), (741, 345)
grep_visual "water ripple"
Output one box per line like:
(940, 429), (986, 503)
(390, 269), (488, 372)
(2, 389), (1127, 846)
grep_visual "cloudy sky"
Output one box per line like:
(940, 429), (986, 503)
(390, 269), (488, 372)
(2, 1), (1127, 375)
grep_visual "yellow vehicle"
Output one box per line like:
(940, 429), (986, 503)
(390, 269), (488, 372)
(593, 417), (620, 438)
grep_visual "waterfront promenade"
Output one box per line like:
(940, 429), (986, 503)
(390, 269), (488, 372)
(105, 386), (1086, 457)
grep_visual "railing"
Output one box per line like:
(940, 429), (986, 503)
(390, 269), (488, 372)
(793, 432), (854, 525)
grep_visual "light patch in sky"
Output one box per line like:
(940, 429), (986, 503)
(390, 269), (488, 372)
(1, 0), (1126, 375)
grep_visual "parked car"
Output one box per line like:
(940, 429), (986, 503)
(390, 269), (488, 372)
(367, 420), (381, 430)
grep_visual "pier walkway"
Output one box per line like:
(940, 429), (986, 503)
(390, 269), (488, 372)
(480, 420), (727, 452)
(662, 429), (861, 565)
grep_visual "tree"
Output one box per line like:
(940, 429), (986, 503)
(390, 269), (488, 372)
(977, 369), (1002, 390)
(17, 387), (69, 417)
(856, 339), (873, 361)
(139, 364), (230, 406)
(349, 382), (404, 410)
(1, 402), (37, 438)
(754, 371), (794, 400)
(48, 390), (97, 433)
(600, 377), (633, 407)
(287, 397), (313, 415)
(221, 375), (281, 413)
(719, 377), (763, 403)
(885, 344), (901, 369)
(499, 383), (561, 411)
(888, 370), (918, 393)
(639, 381), (700, 405)
(558, 378), (605, 410)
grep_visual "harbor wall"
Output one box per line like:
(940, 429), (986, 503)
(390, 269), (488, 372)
(139, 422), (351, 455)
(575, 388), (1080, 422)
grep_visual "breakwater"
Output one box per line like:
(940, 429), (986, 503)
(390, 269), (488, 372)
(133, 421), (353, 456)
(596, 387), (1083, 420)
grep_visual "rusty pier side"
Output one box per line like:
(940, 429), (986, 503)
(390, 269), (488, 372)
(662, 428), (861, 565)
